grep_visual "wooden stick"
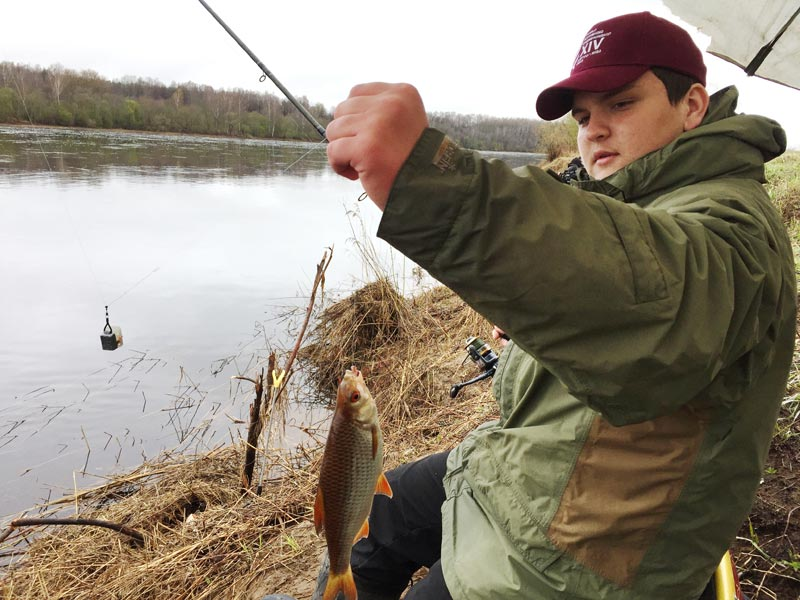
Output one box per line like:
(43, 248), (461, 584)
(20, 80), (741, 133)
(274, 248), (333, 407)
(257, 351), (278, 494)
(238, 365), (266, 493)
(0, 518), (145, 545)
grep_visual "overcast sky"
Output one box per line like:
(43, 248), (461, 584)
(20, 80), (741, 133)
(4, 0), (799, 148)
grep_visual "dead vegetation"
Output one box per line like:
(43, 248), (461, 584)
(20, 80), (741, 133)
(0, 446), (317, 599)
(0, 279), (497, 600)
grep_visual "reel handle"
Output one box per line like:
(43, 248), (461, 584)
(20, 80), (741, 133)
(449, 367), (496, 398)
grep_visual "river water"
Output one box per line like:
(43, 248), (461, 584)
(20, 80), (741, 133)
(0, 125), (541, 518)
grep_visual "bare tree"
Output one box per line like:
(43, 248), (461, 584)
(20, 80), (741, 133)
(171, 86), (184, 110)
(48, 63), (68, 106)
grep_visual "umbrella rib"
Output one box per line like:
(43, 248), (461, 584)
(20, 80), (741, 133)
(745, 5), (800, 75)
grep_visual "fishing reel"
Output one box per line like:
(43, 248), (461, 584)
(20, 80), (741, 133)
(449, 336), (499, 398)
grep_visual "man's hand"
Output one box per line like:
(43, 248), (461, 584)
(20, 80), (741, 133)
(326, 83), (429, 211)
(492, 326), (510, 347)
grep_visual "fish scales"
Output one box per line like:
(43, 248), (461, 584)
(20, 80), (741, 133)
(314, 366), (393, 600)
(319, 412), (383, 574)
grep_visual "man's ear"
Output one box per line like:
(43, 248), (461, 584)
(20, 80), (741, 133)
(682, 83), (710, 131)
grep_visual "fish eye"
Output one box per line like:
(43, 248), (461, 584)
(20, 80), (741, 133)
(350, 391), (360, 403)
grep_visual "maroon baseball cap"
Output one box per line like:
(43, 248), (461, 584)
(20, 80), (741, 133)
(536, 12), (706, 121)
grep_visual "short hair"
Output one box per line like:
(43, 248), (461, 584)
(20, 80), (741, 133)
(651, 66), (700, 105)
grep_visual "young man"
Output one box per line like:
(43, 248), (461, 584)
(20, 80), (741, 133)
(273, 11), (795, 600)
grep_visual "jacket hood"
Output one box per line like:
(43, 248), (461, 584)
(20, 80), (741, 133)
(576, 86), (787, 204)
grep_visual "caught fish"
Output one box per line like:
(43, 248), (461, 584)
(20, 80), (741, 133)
(314, 366), (393, 600)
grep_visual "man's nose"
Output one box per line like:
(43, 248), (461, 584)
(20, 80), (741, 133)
(585, 115), (610, 141)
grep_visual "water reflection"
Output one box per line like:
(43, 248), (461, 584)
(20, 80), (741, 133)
(0, 125), (329, 183)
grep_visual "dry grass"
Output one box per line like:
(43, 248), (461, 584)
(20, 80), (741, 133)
(0, 446), (316, 599)
(0, 279), (498, 600)
(765, 152), (800, 227)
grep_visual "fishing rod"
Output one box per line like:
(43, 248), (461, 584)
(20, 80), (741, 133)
(197, 0), (327, 140)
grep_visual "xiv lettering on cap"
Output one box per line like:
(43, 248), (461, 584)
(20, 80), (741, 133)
(574, 28), (612, 68)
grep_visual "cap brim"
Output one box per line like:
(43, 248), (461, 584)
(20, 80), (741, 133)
(535, 64), (650, 121)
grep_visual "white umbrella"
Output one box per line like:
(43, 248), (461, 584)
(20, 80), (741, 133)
(663, 1), (800, 91)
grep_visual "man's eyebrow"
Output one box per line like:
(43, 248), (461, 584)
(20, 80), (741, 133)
(571, 81), (640, 116)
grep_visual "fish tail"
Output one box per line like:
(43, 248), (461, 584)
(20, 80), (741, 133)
(323, 565), (358, 600)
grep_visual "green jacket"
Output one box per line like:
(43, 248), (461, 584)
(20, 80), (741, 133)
(377, 87), (796, 599)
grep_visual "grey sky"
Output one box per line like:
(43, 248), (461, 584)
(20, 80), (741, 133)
(4, 0), (799, 147)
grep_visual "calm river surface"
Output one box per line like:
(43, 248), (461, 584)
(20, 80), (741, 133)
(0, 125), (541, 518)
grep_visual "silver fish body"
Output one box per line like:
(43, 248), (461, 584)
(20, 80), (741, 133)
(314, 366), (392, 600)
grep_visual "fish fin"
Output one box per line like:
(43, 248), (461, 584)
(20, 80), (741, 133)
(323, 566), (358, 600)
(375, 471), (393, 498)
(313, 487), (325, 535)
(371, 425), (379, 459)
(353, 518), (370, 544)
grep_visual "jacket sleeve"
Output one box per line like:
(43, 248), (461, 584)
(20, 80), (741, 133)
(377, 129), (791, 425)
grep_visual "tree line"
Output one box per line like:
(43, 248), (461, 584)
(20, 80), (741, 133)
(0, 61), (576, 155)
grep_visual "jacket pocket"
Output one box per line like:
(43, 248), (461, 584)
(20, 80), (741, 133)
(465, 432), (568, 572)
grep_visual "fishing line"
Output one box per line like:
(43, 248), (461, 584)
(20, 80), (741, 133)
(281, 138), (328, 174)
(106, 267), (161, 307)
(60, 187), (107, 304)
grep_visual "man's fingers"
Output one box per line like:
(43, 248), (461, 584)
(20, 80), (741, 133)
(333, 95), (371, 119)
(324, 113), (361, 142)
(326, 137), (360, 181)
(347, 82), (393, 98)
(492, 326), (509, 346)
(326, 115), (369, 175)
(333, 83), (422, 119)
(333, 83), (391, 118)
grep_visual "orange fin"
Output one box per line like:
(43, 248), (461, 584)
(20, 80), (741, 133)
(375, 472), (393, 498)
(371, 425), (379, 459)
(313, 487), (325, 535)
(323, 566), (357, 600)
(353, 518), (370, 544)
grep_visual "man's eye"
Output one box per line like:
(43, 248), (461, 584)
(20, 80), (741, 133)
(575, 115), (589, 126)
(612, 100), (633, 110)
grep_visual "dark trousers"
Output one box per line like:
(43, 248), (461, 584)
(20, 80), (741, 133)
(351, 451), (454, 600)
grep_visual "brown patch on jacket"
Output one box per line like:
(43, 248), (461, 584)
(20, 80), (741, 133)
(547, 407), (708, 587)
